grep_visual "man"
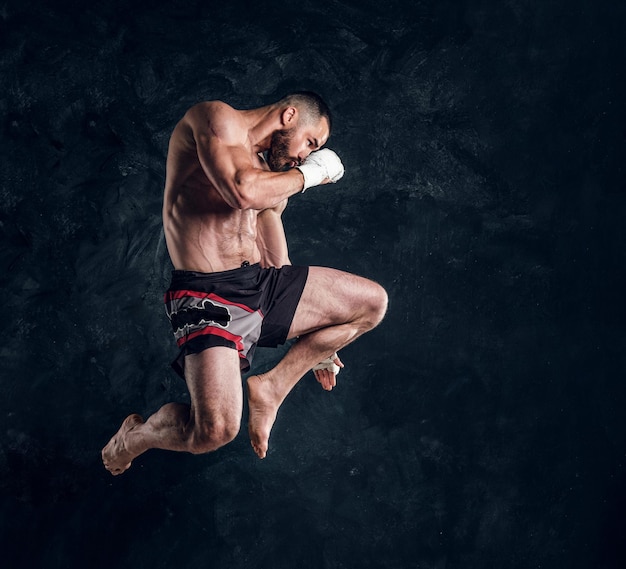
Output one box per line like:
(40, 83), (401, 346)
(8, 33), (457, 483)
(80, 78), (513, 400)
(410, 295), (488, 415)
(102, 92), (388, 474)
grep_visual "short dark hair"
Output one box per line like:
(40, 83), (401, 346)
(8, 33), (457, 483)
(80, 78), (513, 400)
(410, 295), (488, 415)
(280, 91), (332, 134)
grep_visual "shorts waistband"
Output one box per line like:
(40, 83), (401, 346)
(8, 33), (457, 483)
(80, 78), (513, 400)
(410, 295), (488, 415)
(171, 263), (262, 283)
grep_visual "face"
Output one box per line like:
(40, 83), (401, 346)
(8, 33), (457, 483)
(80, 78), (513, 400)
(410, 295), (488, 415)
(266, 117), (330, 172)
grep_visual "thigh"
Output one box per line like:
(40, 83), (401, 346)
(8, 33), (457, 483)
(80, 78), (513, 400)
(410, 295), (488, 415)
(183, 346), (243, 425)
(287, 266), (381, 339)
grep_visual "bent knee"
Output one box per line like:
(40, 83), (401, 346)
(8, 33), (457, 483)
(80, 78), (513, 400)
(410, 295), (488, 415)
(363, 281), (388, 328)
(374, 283), (389, 320)
(187, 418), (240, 454)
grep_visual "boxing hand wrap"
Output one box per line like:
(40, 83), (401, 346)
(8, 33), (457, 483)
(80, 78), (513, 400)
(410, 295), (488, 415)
(296, 149), (344, 192)
(312, 353), (341, 375)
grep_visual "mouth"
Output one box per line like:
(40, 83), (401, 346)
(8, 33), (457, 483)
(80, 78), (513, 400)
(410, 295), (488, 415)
(281, 159), (298, 171)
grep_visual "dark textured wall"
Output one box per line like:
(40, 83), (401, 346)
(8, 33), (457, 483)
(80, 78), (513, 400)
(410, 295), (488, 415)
(1, 0), (625, 567)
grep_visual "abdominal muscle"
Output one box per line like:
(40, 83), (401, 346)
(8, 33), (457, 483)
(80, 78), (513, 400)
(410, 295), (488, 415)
(163, 181), (262, 273)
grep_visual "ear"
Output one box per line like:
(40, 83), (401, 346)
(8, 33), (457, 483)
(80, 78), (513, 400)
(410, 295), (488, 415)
(280, 106), (298, 127)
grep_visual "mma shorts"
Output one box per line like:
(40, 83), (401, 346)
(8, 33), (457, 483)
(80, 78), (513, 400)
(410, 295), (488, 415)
(164, 263), (309, 378)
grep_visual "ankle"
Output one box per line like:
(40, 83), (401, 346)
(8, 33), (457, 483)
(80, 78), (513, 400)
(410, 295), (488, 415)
(249, 372), (283, 405)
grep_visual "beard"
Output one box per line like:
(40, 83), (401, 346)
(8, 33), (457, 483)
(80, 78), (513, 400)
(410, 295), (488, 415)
(266, 128), (295, 172)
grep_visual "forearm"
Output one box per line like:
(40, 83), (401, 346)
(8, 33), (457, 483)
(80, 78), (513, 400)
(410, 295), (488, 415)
(256, 203), (291, 267)
(237, 147), (345, 210)
(233, 168), (304, 211)
(257, 228), (291, 267)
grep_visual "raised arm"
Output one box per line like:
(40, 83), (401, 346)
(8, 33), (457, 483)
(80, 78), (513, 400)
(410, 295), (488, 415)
(256, 199), (291, 268)
(184, 102), (305, 210)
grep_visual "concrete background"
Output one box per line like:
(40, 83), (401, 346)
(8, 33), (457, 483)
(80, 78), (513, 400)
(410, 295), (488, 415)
(1, 0), (625, 567)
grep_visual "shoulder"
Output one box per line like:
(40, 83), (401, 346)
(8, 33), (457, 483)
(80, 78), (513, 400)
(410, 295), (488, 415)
(184, 101), (247, 145)
(186, 100), (238, 121)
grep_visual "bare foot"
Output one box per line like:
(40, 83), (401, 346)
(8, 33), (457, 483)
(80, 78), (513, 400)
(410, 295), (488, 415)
(101, 414), (144, 475)
(247, 375), (280, 459)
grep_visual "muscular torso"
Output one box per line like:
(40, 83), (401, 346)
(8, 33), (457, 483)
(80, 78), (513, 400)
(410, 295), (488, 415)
(163, 110), (268, 273)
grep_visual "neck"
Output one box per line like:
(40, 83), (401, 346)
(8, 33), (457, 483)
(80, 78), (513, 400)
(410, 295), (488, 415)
(244, 104), (284, 153)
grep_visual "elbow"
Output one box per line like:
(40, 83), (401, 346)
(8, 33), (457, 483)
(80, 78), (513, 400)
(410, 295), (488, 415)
(232, 171), (258, 210)
(227, 193), (247, 210)
(224, 188), (252, 211)
(235, 195), (255, 210)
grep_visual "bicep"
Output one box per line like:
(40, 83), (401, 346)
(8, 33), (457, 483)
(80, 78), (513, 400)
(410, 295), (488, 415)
(201, 136), (253, 197)
(185, 104), (256, 208)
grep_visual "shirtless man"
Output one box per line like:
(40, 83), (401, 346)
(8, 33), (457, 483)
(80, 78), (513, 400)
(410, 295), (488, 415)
(102, 92), (388, 474)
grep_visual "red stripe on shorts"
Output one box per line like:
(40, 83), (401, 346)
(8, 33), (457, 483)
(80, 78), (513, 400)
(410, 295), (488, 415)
(165, 290), (256, 313)
(176, 326), (244, 352)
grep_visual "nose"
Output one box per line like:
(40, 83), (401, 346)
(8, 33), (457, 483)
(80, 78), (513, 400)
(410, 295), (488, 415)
(298, 147), (312, 162)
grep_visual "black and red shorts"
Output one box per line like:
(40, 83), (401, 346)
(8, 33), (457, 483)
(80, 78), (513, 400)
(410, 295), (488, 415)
(164, 263), (309, 378)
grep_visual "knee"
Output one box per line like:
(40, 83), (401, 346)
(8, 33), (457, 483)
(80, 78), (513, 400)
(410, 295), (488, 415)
(369, 282), (388, 326)
(187, 417), (240, 454)
(361, 281), (388, 330)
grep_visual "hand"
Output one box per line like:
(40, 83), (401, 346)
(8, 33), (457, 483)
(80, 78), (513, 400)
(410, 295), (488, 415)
(297, 149), (345, 191)
(312, 353), (344, 391)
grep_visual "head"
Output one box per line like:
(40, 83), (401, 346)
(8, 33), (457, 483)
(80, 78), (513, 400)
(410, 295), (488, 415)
(266, 91), (333, 172)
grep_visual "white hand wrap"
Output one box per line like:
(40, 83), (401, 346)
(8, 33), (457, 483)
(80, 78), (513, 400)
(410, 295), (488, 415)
(312, 353), (340, 375)
(296, 149), (344, 191)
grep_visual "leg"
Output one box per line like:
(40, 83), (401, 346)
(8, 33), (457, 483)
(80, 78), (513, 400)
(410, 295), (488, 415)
(102, 346), (243, 475)
(248, 267), (387, 458)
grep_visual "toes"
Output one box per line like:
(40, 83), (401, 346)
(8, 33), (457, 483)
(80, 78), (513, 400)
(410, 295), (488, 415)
(250, 441), (266, 459)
